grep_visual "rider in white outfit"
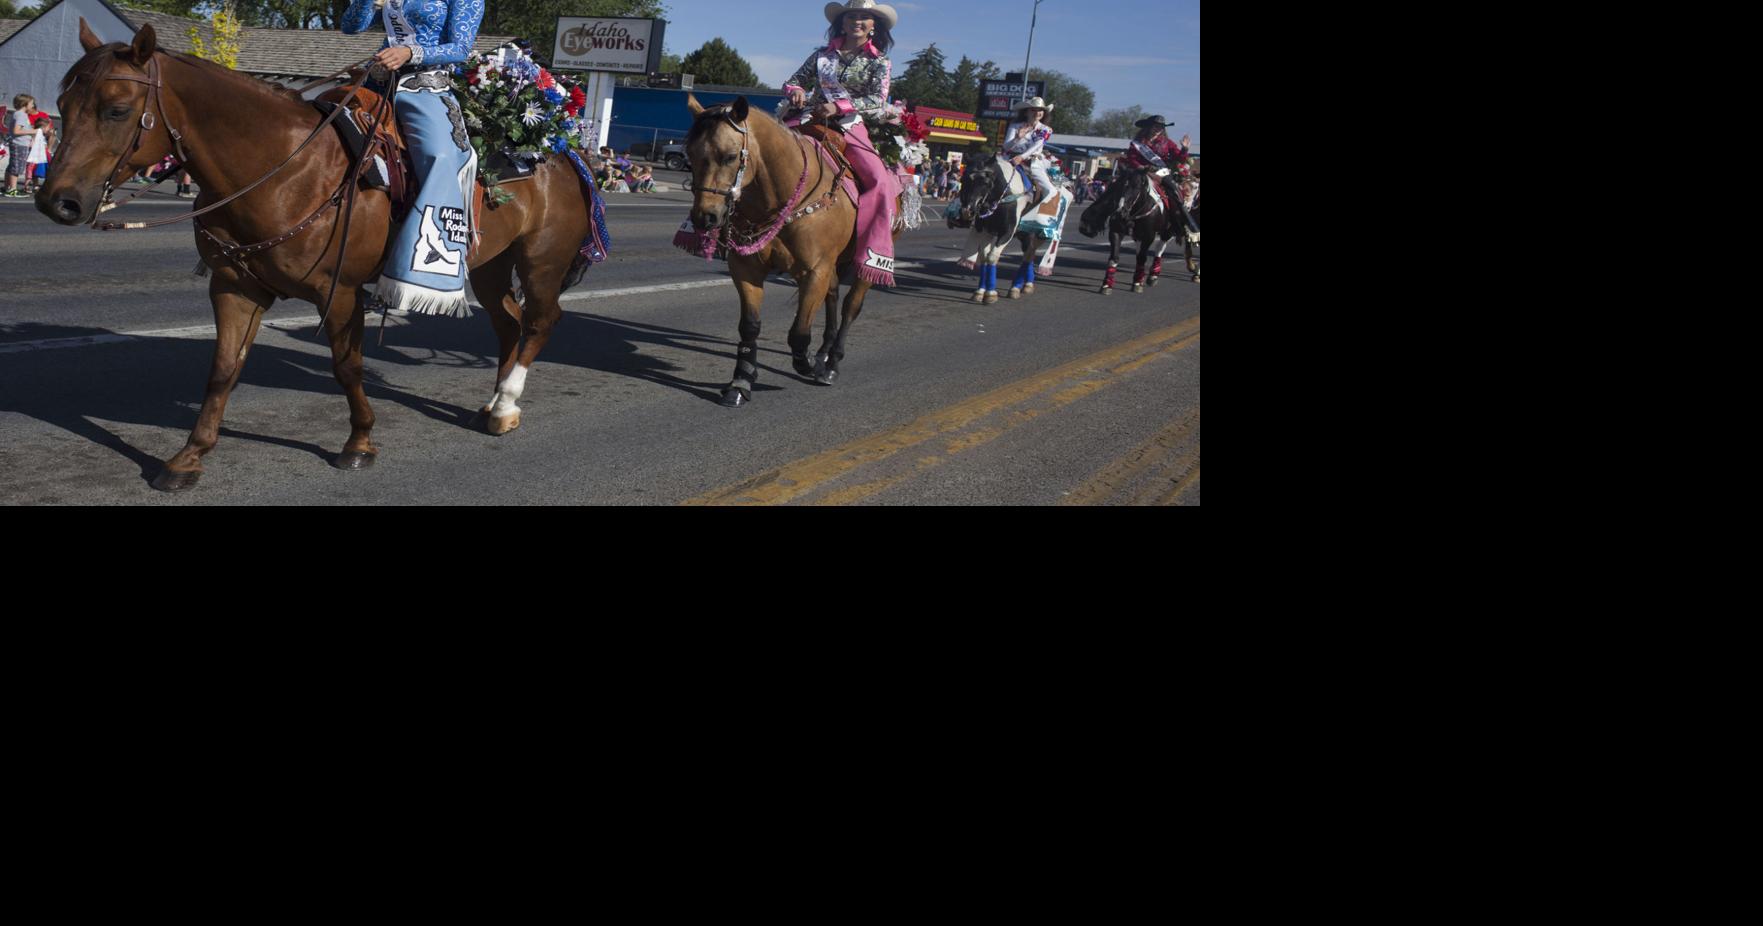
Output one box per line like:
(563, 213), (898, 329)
(1002, 96), (1056, 207)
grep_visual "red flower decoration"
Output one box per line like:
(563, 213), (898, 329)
(537, 69), (556, 91)
(901, 111), (931, 144)
(566, 85), (587, 117)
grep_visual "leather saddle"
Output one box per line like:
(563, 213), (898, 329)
(314, 86), (413, 219)
(314, 85), (545, 223)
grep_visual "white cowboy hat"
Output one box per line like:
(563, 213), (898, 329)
(1013, 97), (1055, 114)
(825, 0), (898, 30)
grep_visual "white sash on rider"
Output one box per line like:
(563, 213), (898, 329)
(816, 53), (861, 131)
(1131, 140), (1168, 171)
(382, 0), (420, 51)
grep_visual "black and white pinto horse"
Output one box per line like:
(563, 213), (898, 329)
(1078, 170), (1200, 293)
(948, 156), (1048, 304)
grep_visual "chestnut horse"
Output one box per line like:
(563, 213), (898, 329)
(682, 95), (901, 406)
(39, 21), (598, 491)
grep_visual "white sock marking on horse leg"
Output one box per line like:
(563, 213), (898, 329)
(491, 364), (528, 417)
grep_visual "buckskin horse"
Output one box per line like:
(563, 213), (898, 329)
(1077, 169), (1198, 293)
(680, 94), (903, 406)
(39, 21), (602, 491)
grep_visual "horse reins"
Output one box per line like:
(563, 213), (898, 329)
(695, 108), (852, 252)
(83, 53), (380, 233)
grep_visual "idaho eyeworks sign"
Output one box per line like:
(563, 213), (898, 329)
(552, 17), (666, 74)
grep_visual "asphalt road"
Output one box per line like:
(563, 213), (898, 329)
(0, 183), (1200, 505)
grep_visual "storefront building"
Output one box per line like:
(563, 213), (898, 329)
(909, 105), (988, 162)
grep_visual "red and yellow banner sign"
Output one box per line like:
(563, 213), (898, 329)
(929, 116), (979, 132)
(911, 105), (987, 141)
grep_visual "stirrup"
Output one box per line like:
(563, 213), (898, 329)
(362, 155), (390, 191)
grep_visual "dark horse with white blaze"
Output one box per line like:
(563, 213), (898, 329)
(39, 21), (599, 491)
(682, 94), (902, 406)
(948, 156), (1046, 304)
(1078, 169), (1200, 292)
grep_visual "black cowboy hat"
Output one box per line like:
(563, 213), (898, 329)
(1135, 115), (1170, 129)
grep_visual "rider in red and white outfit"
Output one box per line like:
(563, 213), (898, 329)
(1116, 114), (1192, 219)
(1002, 97), (1056, 206)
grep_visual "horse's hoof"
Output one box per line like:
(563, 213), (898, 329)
(815, 367), (838, 386)
(1148, 276), (1159, 287)
(720, 388), (748, 408)
(1009, 288), (1022, 300)
(1100, 286), (1113, 295)
(1192, 274), (1200, 282)
(984, 291), (999, 305)
(485, 411), (521, 435)
(150, 468), (201, 492)
(1023, 284), (1035, 295)
(972, 291), (986, 303)
(793, 357), (816, 377)
(1133, 283), (1145, 293)
(334, 450), (377, 471)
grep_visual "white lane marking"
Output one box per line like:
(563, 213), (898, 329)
(0, 199), (198, 208)
(0, 264), (928, 353)
(559, 279), (728, 302)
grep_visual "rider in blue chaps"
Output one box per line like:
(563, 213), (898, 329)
(342, 0), (485, 316)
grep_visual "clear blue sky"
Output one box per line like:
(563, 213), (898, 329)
(657, 0), (1200, 147)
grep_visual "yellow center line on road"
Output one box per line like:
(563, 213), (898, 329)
(682, 316), (1200, 506)
(1062, 411), (1201, 507)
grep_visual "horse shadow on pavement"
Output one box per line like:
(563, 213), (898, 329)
(0, 320), (479, 487)
(0, 305), (803, 487)
(368, 309), (793, 406)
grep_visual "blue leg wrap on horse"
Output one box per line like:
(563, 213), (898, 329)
(376, 88), (477, 317)
(1026, 263), (1036, 284)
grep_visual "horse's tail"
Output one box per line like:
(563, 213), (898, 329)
(559, 148), (612, 294)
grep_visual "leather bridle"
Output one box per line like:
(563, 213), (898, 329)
(694, 112), (751, 203)
(72, 54), (192, 213)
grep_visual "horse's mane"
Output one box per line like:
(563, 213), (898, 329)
(686, 102), (782, 147)
(60, 42), (128, 93)
(62, 44), (307, 106)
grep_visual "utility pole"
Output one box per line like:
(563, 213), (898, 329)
(1021, 0), (1044, 104)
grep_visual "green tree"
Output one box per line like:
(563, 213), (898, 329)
(188, 1), (244, 67)
(1088, 105), (1147, 139)
(946, 55), (1001, 111)
(892, 43), (946, 108)
(1027, 68), (1094, 135)
(112, 0), (203, 15)
(222, 2), (358, 29)
(679, 37), (761, 88)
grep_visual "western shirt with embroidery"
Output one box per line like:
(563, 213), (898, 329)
(1120, 133), (1190, 176)
(784, 38), (892, 117)
(341, 0), (484, 68)
(1002, 121), (1053, 160)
